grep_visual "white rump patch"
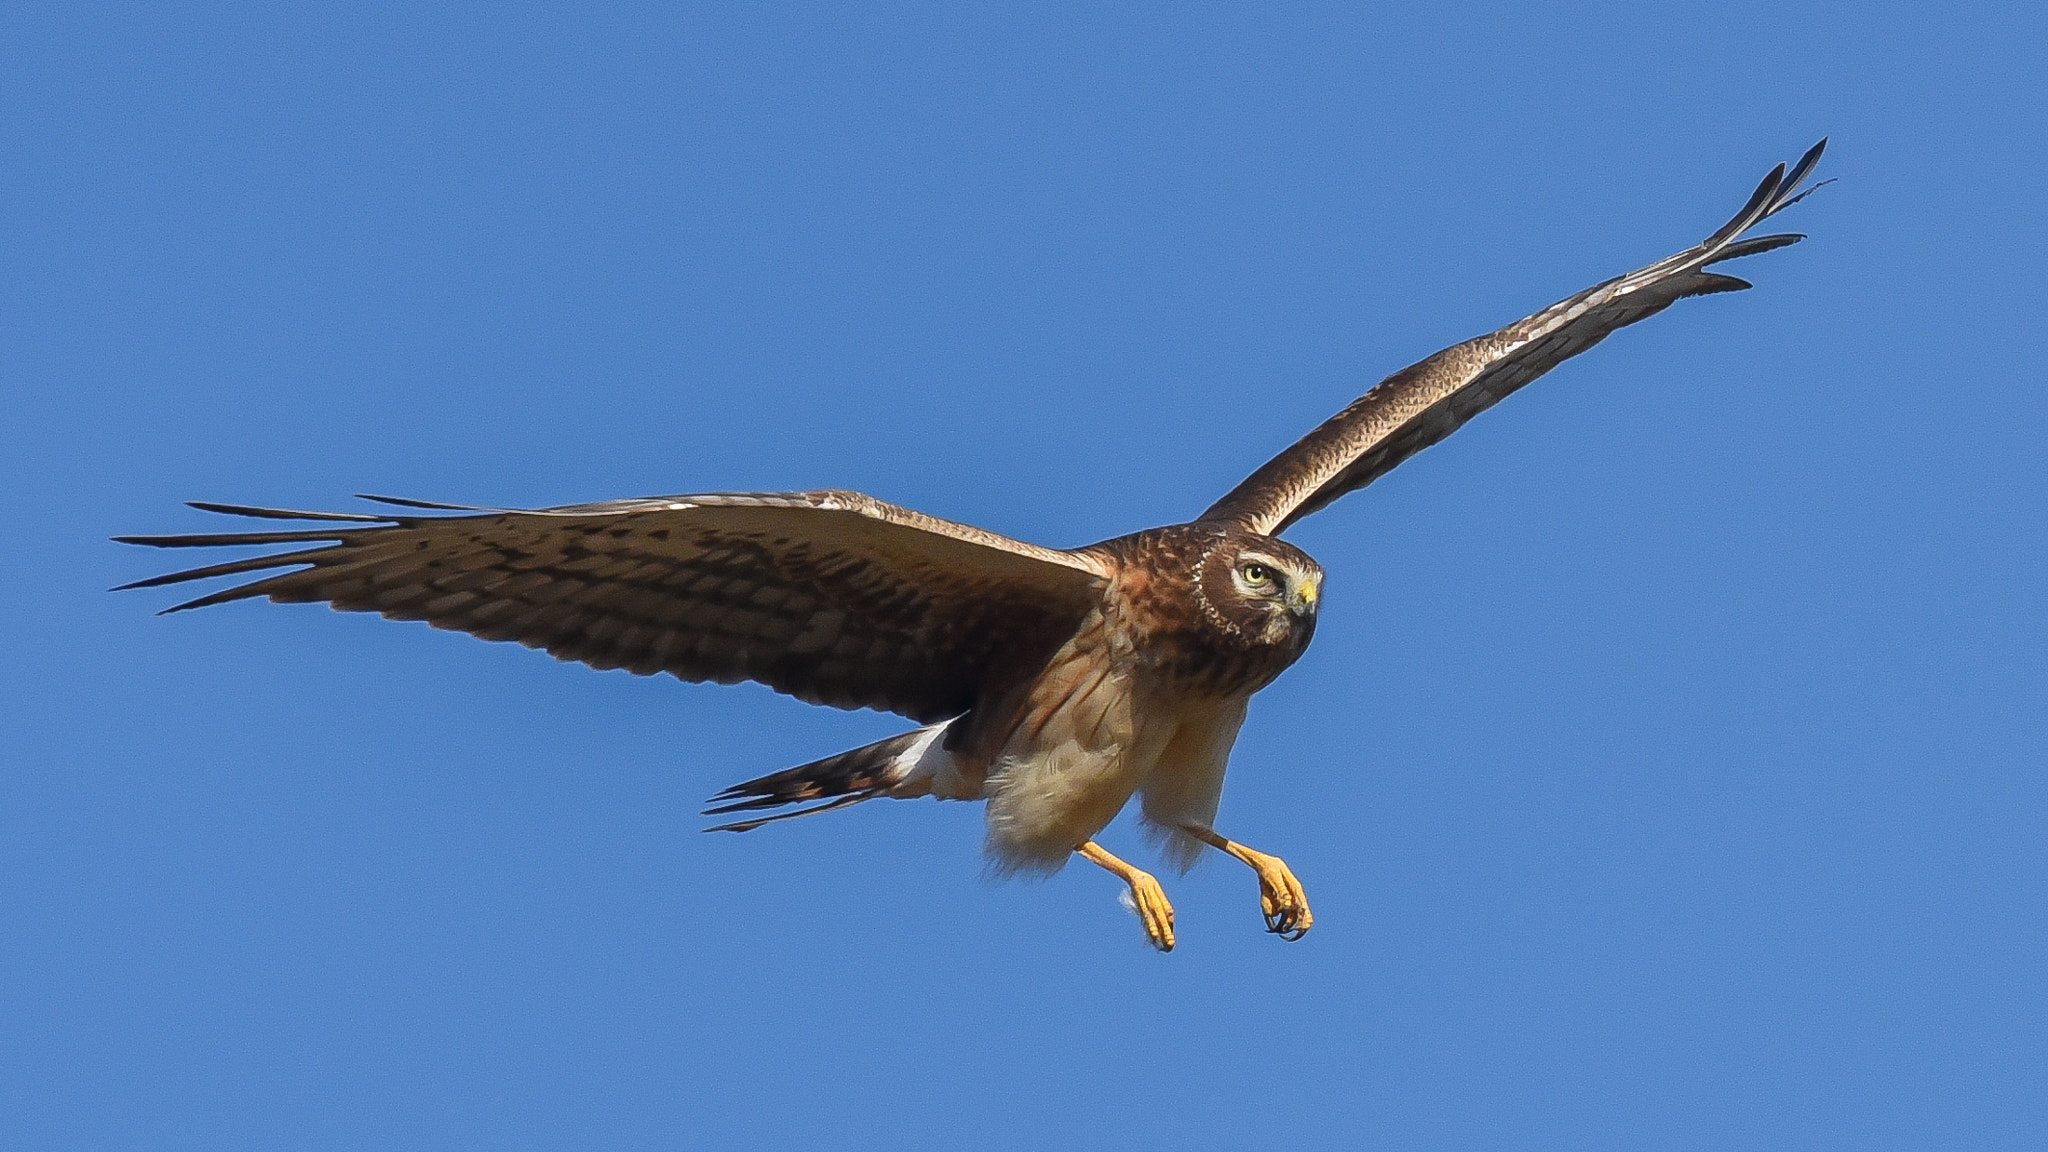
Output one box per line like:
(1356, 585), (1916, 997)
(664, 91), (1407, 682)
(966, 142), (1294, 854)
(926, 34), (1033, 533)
(884, 716), (974, 801)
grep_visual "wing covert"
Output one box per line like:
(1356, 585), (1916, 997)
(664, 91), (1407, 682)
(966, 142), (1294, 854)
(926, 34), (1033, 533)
(116, 491), (1109, 723)
(1201, 140), (1827, 536)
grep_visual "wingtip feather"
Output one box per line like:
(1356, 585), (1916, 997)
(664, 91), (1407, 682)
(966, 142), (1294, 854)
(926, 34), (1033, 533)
(353, 493), (481, 511)
(160, 586), (266, 613)
(1779, 139), (1828, 197)
(1704, 233), (1805, 265)
(1684, 272), (1754, 296)
(1702, 161), (1787, 248)
(186, 501), (389, 523)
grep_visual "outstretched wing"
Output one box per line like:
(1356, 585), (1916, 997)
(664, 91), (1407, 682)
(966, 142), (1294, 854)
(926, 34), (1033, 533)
(117, 490), (1109, 723)
(1201, 140), (1828, 537)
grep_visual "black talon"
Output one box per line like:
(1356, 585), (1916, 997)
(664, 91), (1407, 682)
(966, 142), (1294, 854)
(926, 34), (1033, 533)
(1264, 904), (1308, 939)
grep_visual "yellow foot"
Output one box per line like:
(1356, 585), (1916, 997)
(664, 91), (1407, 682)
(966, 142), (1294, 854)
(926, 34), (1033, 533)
(1079, 840), (1177, 952)
(1183, 826), (1313, 941)
(1242, 847), (1311, 941)
(1120, 869), (1178, 952)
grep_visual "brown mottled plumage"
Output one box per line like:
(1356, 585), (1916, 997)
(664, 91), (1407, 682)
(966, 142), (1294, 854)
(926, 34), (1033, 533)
(118, 142), (1826, 951)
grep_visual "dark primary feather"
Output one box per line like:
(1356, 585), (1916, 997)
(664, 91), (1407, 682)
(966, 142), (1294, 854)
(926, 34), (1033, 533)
(1201, 139), (1827, 537)
(116, 491), (1107, 723)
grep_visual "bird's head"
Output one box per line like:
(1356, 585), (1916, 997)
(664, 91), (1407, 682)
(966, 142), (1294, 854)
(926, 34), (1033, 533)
(1194, 531), (1323, 651)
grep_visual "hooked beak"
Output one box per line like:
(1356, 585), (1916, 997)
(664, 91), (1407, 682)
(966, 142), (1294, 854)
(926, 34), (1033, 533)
(1289, 578), (1319, 616)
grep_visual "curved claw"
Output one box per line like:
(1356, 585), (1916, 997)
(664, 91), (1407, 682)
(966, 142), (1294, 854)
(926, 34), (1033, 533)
(1264, 902), (1309, 940)
(1182, 825), (1315, 942)
(1247, 848), (1313, 942)
(1124, 870), (1178, 952)
(1080, 840), (1177, 952)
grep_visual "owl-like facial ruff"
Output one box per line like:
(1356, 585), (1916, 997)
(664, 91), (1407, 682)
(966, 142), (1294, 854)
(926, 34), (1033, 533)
(1193, 532), (1323, 653)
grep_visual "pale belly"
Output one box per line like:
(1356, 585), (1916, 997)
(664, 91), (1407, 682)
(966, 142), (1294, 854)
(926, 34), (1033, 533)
(979, 681), (1250, 875)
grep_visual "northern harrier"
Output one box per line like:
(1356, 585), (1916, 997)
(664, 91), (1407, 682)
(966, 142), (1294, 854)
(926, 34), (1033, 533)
(119, 141), (1826, 951)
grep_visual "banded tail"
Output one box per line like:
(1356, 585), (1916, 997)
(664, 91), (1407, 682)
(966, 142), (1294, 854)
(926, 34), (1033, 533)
(703, 719), (957, 833)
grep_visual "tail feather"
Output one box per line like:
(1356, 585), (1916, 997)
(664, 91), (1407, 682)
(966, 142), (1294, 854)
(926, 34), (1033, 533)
(703, 720), (955, 833)
(702, 792), (878, 834)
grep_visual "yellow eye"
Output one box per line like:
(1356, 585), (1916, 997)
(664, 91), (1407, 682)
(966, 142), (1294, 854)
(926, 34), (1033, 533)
(1239, 562), (1273, 586)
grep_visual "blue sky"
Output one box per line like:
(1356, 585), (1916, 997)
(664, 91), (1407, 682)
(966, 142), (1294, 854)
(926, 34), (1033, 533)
(5, 3), (2044, 1148)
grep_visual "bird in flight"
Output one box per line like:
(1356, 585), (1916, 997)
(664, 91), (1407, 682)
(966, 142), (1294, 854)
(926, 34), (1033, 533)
(119, 141), (1826, 952)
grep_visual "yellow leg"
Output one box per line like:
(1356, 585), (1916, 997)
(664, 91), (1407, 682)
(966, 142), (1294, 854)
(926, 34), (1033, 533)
(1184, 825), (1312, 940)
(1077, 840), (1176, 952)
